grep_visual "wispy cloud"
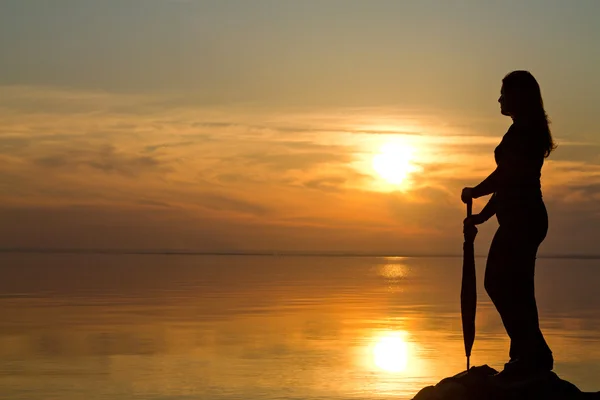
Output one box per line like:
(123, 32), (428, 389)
(34, 145), (169, 177)
(1, 85), (600, 254)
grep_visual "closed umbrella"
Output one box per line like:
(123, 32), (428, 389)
(461, 199), (477, 370)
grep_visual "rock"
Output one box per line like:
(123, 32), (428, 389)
(413, 386), (438, 400)
(411, 365), (600, 400)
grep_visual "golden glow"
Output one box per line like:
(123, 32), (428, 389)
(371, 331), (410, 373)
(372, 141), (419, 187)
(379, 258), (409, 279)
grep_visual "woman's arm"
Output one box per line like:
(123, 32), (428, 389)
(478, 193), (497, 222)
(471, 169), (499, 199)
(464, 192), (497, 226)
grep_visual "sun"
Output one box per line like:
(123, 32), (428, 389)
(372, 142), (418, 186)
(372, 332), (410, 373)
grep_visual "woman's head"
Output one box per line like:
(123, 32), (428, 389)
(498, 70), (557, 157)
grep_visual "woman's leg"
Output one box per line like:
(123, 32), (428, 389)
(507, 207), (553, 369)
(484, 213), (553, 370)
(501, 233), (553, 369)
(485, 226), (522, 359)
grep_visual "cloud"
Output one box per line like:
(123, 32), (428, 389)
(569, 183), (600, 199)
(241, 151), (350, 172)
(197, 193), (269, 216)
(303, 176), (347, 192)
(2, 85), (600, 254)
(0, 205), (237, 251)
(143, 141), (197, 153)
(33, 145), (169, 177)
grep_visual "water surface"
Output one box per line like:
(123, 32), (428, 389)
(1, 254), (599, 399)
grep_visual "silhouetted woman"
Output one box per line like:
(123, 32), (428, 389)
(461, 70), (557, 380)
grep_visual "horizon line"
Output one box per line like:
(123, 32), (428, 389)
(1, 248), (600, 260)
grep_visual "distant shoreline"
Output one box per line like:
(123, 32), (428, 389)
(1, 248), (600, 260)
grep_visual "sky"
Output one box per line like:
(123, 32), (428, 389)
(1, 0), (600, 255)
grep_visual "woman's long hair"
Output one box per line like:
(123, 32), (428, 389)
(502, 70), (557, 158)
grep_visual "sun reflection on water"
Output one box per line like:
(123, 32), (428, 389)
(369, 331), (412, 373)
(378, 259), (409, 279)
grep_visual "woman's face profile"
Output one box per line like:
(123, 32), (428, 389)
(498, 85), (512, 117)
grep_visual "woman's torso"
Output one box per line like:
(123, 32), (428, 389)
(494, 122), (546, 226)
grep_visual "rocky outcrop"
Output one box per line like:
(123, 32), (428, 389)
(412, 365), (599, 400)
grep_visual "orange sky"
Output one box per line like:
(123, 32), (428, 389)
(1, 2), (600, 255)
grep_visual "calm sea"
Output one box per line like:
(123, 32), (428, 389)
(1, 254), (599, 399)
